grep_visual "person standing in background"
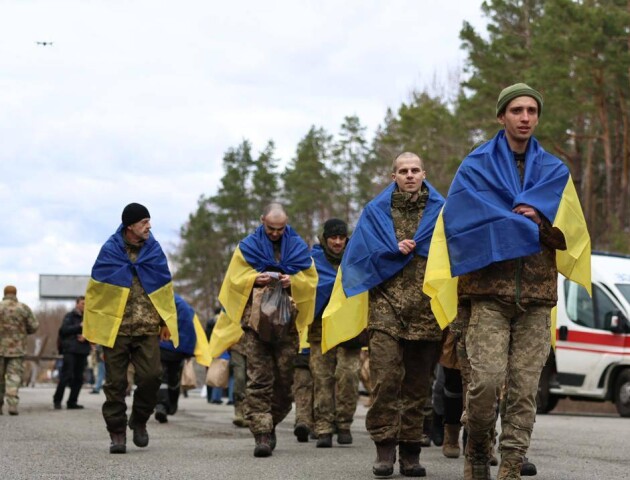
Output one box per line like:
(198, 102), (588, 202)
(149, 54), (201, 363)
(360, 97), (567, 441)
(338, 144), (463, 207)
(0, 285), (39, 416)
(53, 296), (90, 410)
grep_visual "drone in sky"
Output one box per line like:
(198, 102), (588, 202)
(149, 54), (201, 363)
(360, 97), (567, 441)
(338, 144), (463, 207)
(36, 41), (54, 46)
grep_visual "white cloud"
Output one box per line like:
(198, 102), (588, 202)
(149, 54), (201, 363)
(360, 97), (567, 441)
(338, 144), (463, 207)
(0, 0), (486, 307)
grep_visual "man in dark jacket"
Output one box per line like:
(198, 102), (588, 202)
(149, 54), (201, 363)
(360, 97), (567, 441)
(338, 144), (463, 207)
(53, 296), (90, 409)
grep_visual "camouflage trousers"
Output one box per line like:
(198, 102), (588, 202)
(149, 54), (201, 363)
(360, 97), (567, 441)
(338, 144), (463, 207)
(102, 335), (162, 433)
(310, 342), (360, 435)
(0, 356), (24, 408)
(243, 328), (298, 434)
(366, 330), (440, 443)
(293, 357), (313, 429)
(465, 299), (551, 460)
(230, 350), (247, 414)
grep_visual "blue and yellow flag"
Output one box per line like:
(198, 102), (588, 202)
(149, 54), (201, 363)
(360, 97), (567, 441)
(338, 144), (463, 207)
(311, 244), (338, 319)
(160, 294), (211, 366)
(322, 182), (445, 352)
(423, 130), (591, 330)
(209, 225), (318, 358)
(83, 225), (179, 348)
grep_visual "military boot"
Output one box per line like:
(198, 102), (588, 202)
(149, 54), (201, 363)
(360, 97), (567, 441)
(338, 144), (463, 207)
(372, 440), (397, 478)
(464, 438), (491, 480)
(431, 412), (444, 446)
(253, 433), (272, 457)
(442, 423), (461, 458)
(316, 433), (333, 448)
(129, 423), (149, 447)
(8, 404), (18, 416)
(294, 423), (310, 443)
(521, 456), (537, 476)
(154, 404), (168, 424)
(498, 456), (523, 480)
(420, 416), (432, 447)
(337, 429), (353, 445)
(399, 442), (427, 477)
(109, 431), (127, 454)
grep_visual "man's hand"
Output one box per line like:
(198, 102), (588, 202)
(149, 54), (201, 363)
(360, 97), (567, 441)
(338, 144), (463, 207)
(159, 326), (171, 341)
(255, 273), (272, 287)
(77, 334), (86, 343)
(279, 274), (291, 288)
(398, 239), (416, 255)
(513, 204), (541, 225)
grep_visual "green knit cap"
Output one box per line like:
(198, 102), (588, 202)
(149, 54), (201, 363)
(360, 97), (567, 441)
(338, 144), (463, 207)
(496, 83), (543, 117)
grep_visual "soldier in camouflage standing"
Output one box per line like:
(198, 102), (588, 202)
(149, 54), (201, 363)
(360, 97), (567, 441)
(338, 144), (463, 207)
(208, 204), (318, 458)
(322, 153), (444, 477)
(0, 285), (39, 416)
(308, 218), (362, 448)
(434, 84), (590, 479)
(83, 203), (178, 454)
(366, 153), (444, 478)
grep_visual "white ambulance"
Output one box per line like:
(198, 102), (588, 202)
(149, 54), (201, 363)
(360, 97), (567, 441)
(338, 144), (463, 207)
(537, 252), (630, 417)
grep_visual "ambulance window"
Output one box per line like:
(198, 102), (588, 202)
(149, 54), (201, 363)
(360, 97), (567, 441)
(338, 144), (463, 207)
(593, 287), (617, 330)
(564, 280), (618, 331)
(564, 280), (595, 328)
(617, 284), (630, 303)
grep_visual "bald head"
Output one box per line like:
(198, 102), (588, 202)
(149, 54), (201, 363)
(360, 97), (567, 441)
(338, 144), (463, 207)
(392, 152), (423, 173)
(261, 203), (288, 242)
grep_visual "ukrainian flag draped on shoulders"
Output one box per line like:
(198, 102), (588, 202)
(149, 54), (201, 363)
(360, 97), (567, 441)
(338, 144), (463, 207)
(423, 130), (591, 329)
(322, 181), (445, 353)
(209, 225), (318, 359)
(83, 224), (178, 348)
(160, 294), (211, 366)
(311, 244), (338, 319)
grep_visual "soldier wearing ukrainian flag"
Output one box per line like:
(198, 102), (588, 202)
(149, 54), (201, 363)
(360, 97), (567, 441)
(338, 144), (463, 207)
(209, 203), (318, 458)
(83, 203), (178, 455)
(322, 153), (445, 478)
(423, 84), (591, 480)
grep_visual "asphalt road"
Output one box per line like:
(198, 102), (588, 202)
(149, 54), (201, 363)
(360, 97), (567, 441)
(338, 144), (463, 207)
(1, 386), (628, 480)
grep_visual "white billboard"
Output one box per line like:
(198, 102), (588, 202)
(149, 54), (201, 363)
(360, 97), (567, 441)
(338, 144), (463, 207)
(39, 274), (90, 300)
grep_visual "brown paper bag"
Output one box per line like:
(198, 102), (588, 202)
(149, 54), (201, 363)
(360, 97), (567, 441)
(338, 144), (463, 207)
(181, 358), (197, 390)
(205, 357), (229, 388)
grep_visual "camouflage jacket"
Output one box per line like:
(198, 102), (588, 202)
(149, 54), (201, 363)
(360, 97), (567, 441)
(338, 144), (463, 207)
(118, 239), (163, 336)
(368, 188), (442, 342)
(0, 294), (39, 356)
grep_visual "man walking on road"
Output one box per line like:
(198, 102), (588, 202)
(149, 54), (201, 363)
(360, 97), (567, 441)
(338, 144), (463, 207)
(209, 203), (318, 458)
(0, 285), (39, 416)
(424, 83), (591, 480)
(83, 202), (179, 454)
(323, 153), (445, 477)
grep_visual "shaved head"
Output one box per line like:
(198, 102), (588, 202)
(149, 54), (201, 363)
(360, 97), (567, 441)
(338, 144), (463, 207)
(261, 202), (287, 222)
(261, 202), (288, 241)
(392, 152), (423, 172)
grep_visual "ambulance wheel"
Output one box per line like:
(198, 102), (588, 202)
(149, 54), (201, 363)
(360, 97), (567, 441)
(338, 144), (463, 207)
(536, 365), (559, 414)
(614, 369), (630, 417)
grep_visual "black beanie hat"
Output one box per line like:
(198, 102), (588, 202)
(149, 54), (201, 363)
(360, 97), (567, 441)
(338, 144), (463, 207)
(323, 218), (348, 239)
(122, 203), (150, 227)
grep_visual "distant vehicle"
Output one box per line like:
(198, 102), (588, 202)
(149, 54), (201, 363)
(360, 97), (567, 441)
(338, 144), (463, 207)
(537, 252), (630, 417)
(36, 41), (53, 46)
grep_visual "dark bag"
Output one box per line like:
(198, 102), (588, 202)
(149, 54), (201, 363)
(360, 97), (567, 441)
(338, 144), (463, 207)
(257, 280), (298, 343)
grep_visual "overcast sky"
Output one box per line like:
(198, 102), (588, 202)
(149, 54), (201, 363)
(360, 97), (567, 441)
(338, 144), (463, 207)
(1, 0), (487, 309)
